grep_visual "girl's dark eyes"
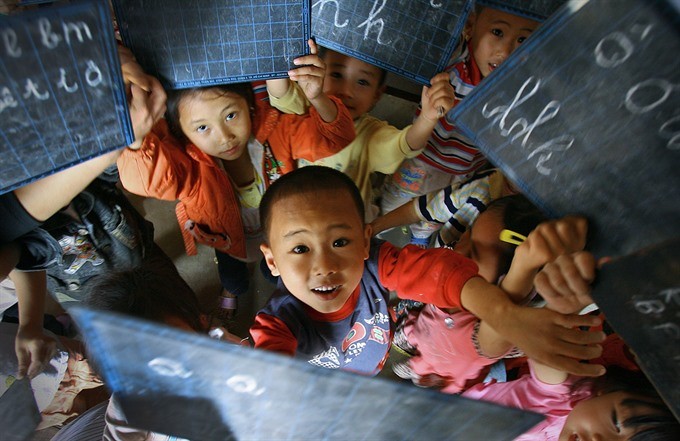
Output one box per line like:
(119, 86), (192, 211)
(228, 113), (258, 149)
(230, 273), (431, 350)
(196, 125), (208, 133)
(225, 112), (236, 121)
(333, 238), (349, 247)
(329, 72), (342, 79)
(491, 28), (503, 37)
(292, 245), (309, 254)
(357, 79), (371, 87)
(517, 36), (527, 44)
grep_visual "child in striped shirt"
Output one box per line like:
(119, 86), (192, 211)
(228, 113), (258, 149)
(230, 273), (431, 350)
(381, 6), (541, 246)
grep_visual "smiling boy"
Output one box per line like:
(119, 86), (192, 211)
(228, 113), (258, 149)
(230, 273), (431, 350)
(250, 166), (605, 377)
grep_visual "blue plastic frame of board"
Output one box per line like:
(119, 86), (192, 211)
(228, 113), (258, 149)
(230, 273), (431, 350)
(0, 0), (133, 195)
(476, 0), (567, 21)
(313, 0), (474, 86)
(112, 0), (311, 90)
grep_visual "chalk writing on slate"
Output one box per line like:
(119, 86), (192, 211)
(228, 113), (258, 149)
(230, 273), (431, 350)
(312, 0), (473, 85)
(448, 0), (680, 258)
(112, 0), (310, 89)
(0, 0), (133, 195)
(476, 0), (566, 21)
(591, 238), (680, 421)
(71, 306), (544, 441)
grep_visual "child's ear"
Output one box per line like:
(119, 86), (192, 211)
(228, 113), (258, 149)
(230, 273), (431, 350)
(260, 243), (280, 276)
(464, 12), (476, 40)
(374, 84), (386, 103)
(362, 224), (372, 260)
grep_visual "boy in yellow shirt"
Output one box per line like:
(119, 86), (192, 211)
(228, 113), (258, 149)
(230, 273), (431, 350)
(267, 47), (454, 221)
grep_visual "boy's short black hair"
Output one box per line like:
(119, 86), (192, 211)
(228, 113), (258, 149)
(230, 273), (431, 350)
(165, 83), (255, 141)
(259, 166), (365, 243)
(85, 253), (205, 332)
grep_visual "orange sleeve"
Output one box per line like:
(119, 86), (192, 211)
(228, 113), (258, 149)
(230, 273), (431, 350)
(377, 241), (479, 309)
(249, 313), (298, 356)
(116, 119), (198, 201)
(268, 95), (356, 173)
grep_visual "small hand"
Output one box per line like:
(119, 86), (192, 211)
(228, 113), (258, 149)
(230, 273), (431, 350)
(514, 215), (588, 274)
(535, 251), (597, 314)
(288, 39), (326, 101)
(420, 72), (455, 121)
(119, 46), (166, 150)
(15, 326), (57, 379)
(500, 305), (606, 377)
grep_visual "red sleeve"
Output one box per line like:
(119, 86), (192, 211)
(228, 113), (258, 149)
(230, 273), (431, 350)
(377, 241), (479, 309)
(249, 313), (298, 356)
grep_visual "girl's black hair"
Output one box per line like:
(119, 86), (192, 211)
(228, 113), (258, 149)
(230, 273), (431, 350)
(165, 83), (255, 141)
(85, 252), (206, 333)
(572, 367), (680, 440)
(483, 194), (547, 279)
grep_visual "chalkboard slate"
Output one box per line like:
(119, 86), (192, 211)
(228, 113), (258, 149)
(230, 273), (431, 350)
(0, 0), (133, 195)
(112, 0), (310, 89)
(0, 378), (40, 441)
(448, 0), (680, 258)
(70, 306), (544, 441)
(476, 0), (566, 21)
(591, 238), (680, 421)
(311, 0), (473, 85)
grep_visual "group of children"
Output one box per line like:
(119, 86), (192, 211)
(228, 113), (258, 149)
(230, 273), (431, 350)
(1, 3), (678, 440)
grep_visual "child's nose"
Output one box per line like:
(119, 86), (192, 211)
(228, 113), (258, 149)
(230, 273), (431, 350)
(217, 124), (234, 143)
(314, 252), (338, 276)
(498, 40), (513, 59)
(336, 81), (352, 99)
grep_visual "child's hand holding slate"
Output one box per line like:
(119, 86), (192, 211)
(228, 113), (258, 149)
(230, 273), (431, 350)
(535, 252), (597, 315)
(118, 47), (167, 150)
(288, 39), (327, 102)
(420, 72), (455, 121)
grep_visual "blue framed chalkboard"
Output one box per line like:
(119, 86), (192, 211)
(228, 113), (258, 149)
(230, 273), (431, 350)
(448, 0), (680, 258)
(476, 0), (566, 21)
(311, 0), (473, 85)
(591, 238), (680, 421)
(70, 306), (544, 441)
(0, 0), (133, 195)
(112, 0), (310, 89)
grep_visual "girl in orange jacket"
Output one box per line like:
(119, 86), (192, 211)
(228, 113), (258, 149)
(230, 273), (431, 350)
(117, 40), (355, 320)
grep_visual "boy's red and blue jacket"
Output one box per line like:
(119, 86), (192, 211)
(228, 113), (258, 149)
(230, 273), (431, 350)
(251, 239), (479, 376)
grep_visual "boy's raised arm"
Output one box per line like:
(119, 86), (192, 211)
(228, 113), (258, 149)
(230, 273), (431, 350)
(267, 39), (338, 122)
(370, 198), (420, 236)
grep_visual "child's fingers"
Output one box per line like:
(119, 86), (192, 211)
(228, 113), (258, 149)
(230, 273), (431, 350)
(145, 78), (167, 121)
(307, 38), (318, 55)
(554, 310), (603, 330)
(572, 251), (596, 285)
(555, 215), (588, 251)
(288, 65), (325, 78)
(549, 356), (606, 377)
(16, 348), (28, 379)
